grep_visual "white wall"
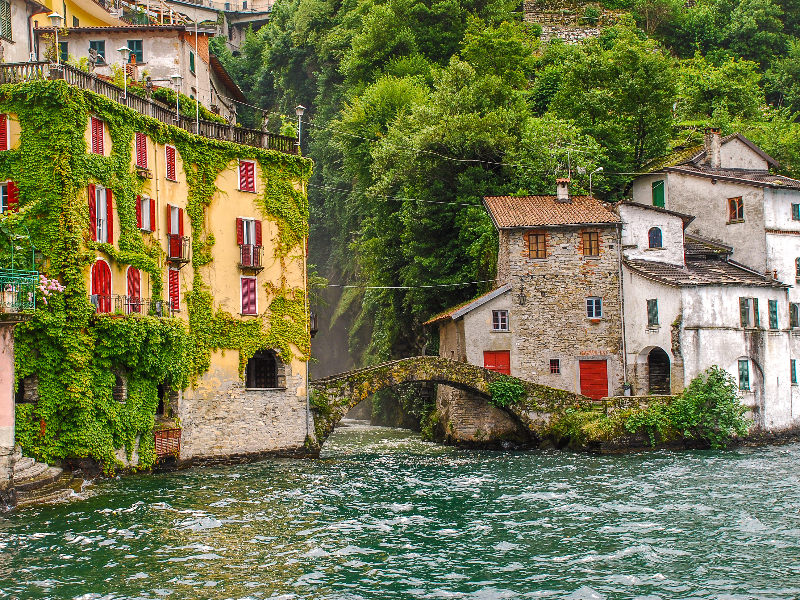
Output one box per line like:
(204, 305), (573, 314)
(631, 173), (668, 207)
(619, 203), (685, 266)
(720, 138), (769, 170)
(462, 291), (513, 370)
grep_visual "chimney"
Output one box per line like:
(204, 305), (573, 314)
(703, 127), (721, 169)
(556, 178), (571, 203)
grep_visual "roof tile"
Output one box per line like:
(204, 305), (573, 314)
(483, 195), (620, 228)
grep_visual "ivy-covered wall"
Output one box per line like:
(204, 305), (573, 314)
(0, 80), (311, 472)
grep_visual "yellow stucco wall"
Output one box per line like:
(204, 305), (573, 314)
(34, 0), (119, 28)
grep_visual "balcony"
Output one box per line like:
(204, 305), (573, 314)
(239, 244), (263, 272)
(167, 235), (191, 265)
(0, 270), (37, 314)
(0, 62), (298, 154)
(91, 295), (177, 317)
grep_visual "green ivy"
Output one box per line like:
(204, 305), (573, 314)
(488, 375), (526, 408)
(0, 80), (311, 472)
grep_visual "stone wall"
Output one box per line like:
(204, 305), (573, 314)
(522, 0), (620, 43)
(436, 385), (529, 446)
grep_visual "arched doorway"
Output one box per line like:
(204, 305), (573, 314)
(648, 348), (671, 394)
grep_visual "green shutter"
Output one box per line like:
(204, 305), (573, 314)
(740, 297), (749, 327)
(739, 359), (750, 390)
(753, 298), (760, 327)
(190, 51), (195, 74)
(647, 299), (658, 327)
(793, 204), (800, 221)
(793, 304), (799, 329)
(769, 300), (778, 330)
(652, 180), (665, 208)
(792, 360), (797, 385)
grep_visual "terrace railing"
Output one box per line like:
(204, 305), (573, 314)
(0, 62), (298, 154)
(0, 270), (38, 312)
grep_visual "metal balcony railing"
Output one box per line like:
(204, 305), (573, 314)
(0, 270), (38, 312)
(167, 235), (191, 264)
(239, 244), (263, 271)
(91, 294), (177, 316)
(122, 295), (150, 314)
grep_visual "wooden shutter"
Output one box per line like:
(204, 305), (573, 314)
(236, 218), (244, 245)
(106, 189), (113, 244)
(240, 161), (255, 191)
(0, 114), (7, 151)
(166, 146), (176, 180)
(91, 117), (104, 155)
(149, 198), (156, 231)
(135, 195), (142, 229)
(753, 298), (760, 327)
(7, 180), (18, 212)
(166, 204), (172, 235)
(647, 299), (658, 327)
(738, 359), (749, 390)
(740, 297), (749, 327)
(178, 207), (184, 236)
(652, 180), (665, 208)
(255, 220), (262, 246)
(127, 267), (140, 299)
(88, 183), (97, 241)
(242, 278), (256, 314)
(169, 269), (179, 310)
(769, 300), (778, 330)
(135, 132), (147, 168)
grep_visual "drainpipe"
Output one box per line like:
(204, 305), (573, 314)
(616, 223), (628, 395)
(303, 182), (310, 443)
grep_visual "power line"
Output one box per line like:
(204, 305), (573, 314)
(326, 279), (496, 290)
(307, 183), (482, 207)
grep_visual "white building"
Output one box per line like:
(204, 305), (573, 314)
(1, 0), (48, 63)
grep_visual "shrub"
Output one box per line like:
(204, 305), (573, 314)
(488, 375), (526, 408)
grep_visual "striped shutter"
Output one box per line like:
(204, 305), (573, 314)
(0, 114), (7, 151)
(254, 220), (262, 246)
(88, 184), (97, 241)
(149, 198), (156, 231)
(7, 180), (18, 212)
(106, 189), (113, 244)
(240, 161), (255, 191)
(135, 132), (147, 168)
(136, 195), (142, 229)
(178, 207), (184, 236)
(236, 218), (244, 245)
(166, 146), (176, 180)
(647, 299), (658, 327)
(242, 278), (257, 314)
(166, 204), (172, 235)
(769, 300), (778, 330)
(91, 117), (104, 155)
(169, 269), (179, 310)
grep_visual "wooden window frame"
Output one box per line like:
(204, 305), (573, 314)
(526, 231), (546, 259)
(739, 297), (760, 328)
(728, 197), (744, 223)
(549, 359), (560, 374)
(582, 231), (600, 257)
(769, 299), (779, 330)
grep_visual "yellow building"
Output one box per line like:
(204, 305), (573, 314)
(33, 0), (121, 27)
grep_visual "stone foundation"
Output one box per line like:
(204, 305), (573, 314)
(435, 385), (530, 447)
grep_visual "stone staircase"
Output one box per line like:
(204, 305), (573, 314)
(2, 447), (75, 509)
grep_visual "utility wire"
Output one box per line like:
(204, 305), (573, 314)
(326, 279), (496, 290)
(307, 183), (482, 208)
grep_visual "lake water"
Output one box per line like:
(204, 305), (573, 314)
(1, 420), (799, 599)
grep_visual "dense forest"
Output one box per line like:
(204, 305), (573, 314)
(212, 0), (800, 380)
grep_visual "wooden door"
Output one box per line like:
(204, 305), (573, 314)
(484, 350), (511, 375)
(579, 360), (608, 400)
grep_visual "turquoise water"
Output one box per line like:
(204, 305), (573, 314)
(1, 421), (799, 599)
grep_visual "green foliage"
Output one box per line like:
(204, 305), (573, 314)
(488, 375), (526, 408)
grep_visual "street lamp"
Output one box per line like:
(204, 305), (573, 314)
(170, 73), (183, 125)
(295, 104), (306, 149)
(48, 12), (63, 65)
(117, 46), (131, 104)
(589, 166), (603, 198)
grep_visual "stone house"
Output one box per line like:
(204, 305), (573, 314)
(618, 201), (794, 431)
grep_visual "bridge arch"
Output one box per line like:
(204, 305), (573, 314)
(308, 356), (591, 446)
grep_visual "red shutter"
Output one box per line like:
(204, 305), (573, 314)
(166, 204), (172, 235)
(106, 189), (113, 244)
(178, 207), (184, 236)
(88, 184), (97, 241)
(166, 146), (176, 180)
(93, 261), (111, 312)
(236, 217), (244, 245)
(169, 269), (179, 310)
(241, 278), (249, 313)
(149, 198), (156, 231)
(136, 195), (142, 229)
(0, 114), (8, 151)
(254, 219), (262, 246)
(127, 267), (141, 298)
(249, 279), (257, 314)
(483, 351), (510, 375)
(135, 132), (147, 168)
(7, 181), (18, 212)
(91, 117), (104, 155)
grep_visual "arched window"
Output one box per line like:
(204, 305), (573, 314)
(126, 266), (141, 314)
(648, 227), (662, 249)
(91, 260), (112, 313)
(246, 350), (279, 389)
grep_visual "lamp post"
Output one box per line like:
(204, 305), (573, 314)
(117, 46), (131, 104)
(170, 73), (183, 126)
(295, 104), (306, 150)
(47, 12), (62, 65)
(589, 166), (603, 199)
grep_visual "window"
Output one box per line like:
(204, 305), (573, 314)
(492, 310), (509, 331)
(792, 360), (797, 385)
(483, 350), (511, 375)
(793, 204), (800, 221)
(796, 258), (800, 281)
(550, 359), (560, 374)
(239, 160), (256, 192)
(0, 181), (18, 214)
(792, 303), (800, 328)
(190, 51), (196, 74)
(241, 277), (257, 315)
(136, 195), (154, 231)
(90, 117), (104, 155)
(738, 359), (750, 391)
(88, 184), (112, 243)
(648, 227), (662, 249)
(127, 40), (143, 63)
(587, 297), (602, 318)
(59, 42), (68, 63)
(769, 300), (779, 330)
(236, 217), (262, 246)
(165, 145), (176, 181)
(728, 197), (744, 222)
(167, 204), (184, 261)
(582, 231), (600, 256)
(89, 41), (105, 61)
(135, 132), (147, 168)
(91, 260), (112, 313)
(168, 268), (179, 310)
(651, 180), (664, 208)
(527, 231), (546, 259)
(72, 15), (79, 27)
(647, 299), (658, 327)
(739, 297), (760, 328)
(246, 351), (278, 388)
(0, 0), (11, 40)
(0, 113), (8, 151)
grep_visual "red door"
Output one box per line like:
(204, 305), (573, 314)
(579, 360), (608, 400)
(91, 260), (111, 313)
(484, 350), (511, 375)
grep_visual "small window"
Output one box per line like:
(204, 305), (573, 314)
(139, 196), (154, 231)
(246, 351), (278, 388)
(582, 231), (600, 257)
(550, 359), (560, 374)
(165, 145), (176, 181)
(527, 231), (546, 259)
(72, 15), (79, 27)
(190, 51), (196, 74)
(738, 359), (750, 391)
(647, 299), (658, 327)
(0, 182), (7, 214)
(648, 227), (662, 249)
(89, 40), (105, 61)
(59, 41), (68, 63)
(792, 303), (800, 328)
(90, 117), (104, 155)
(793, 203), (800, 221)
(135, 132), (147, 168)
(239, 160), (256, 192)
(651, 180), (665, 208)
(127, 39), (143, 63)
(0, 0), (11, 41)
(739, 297), (760, 328)
(728, 197), (744, 222)
(492, 310), (509, 331)
(0, 181), (15, 214)
(94, 185), (110, 243)
(587, 297), (602, 318)
(792, 359), (797, 385)
(769, 299), (778, 330)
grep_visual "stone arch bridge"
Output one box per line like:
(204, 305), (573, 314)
(309, 356), (593, 445)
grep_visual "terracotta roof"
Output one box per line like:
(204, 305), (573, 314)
(424, 283), (511, 325)
(624, 258), (785, 288)
(617, 200), (695, 226)
(483, 195), (620, 229)
(34, 25), (211, 33)
(684, 234), (733, 257)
